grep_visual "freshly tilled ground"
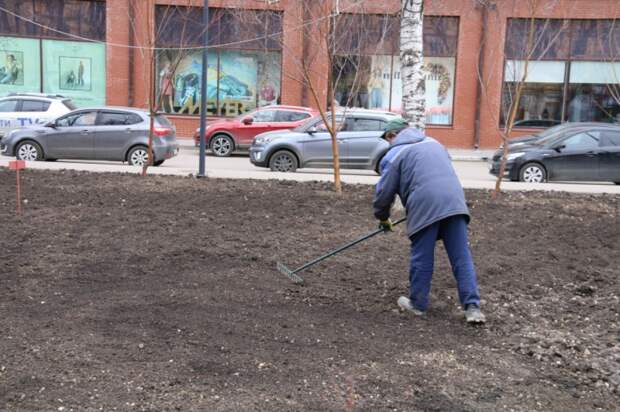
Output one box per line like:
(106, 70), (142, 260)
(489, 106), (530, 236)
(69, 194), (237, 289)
(0, 168), (618, 411)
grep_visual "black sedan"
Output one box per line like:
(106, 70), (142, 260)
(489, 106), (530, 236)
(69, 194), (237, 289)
(490, 124), (620, 184)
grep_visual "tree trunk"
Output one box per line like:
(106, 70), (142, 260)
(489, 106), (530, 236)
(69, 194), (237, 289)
(400, 0), (425, 130)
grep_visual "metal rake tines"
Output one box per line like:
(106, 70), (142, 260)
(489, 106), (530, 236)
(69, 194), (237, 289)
(276, 262), (305, 284)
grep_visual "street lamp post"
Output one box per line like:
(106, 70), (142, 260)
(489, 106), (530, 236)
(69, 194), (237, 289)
(197, 0), (209, 177)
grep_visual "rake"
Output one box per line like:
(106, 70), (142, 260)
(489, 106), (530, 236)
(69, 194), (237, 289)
(277, 217), (407, 284)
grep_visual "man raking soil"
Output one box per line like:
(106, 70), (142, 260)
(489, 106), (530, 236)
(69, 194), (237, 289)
(374, 119), (486, 324)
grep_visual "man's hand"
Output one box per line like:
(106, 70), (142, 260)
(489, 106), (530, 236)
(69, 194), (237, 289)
(379, 218), (394, 232)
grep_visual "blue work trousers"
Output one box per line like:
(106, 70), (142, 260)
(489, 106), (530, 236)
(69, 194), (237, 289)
(409, 215), (481, 311)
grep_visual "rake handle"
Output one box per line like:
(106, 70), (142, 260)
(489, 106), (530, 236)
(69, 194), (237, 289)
(290, 216), (407, 275)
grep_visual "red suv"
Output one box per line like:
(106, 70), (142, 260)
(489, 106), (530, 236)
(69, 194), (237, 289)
(193, 105), (318, 157)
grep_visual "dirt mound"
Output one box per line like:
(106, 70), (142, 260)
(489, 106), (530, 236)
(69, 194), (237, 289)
(1, 169), (618, 411)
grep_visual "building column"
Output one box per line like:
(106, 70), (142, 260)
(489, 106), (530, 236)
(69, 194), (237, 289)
(105, 0), (131, 106)
(279, 0), (304, 106)
(130, 0), (156, 109)
(301, 0), (330, 111)
(477, 6), (507, 148)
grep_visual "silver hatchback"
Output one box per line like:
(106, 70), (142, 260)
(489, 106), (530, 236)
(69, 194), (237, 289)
(0, 107), (179, 166)
(249, 110), (402, 173)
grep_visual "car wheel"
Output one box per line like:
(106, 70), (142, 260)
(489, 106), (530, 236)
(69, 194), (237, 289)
(153, 160), (165, 167)
(269, 150), (298, 172)
(16, 141), (43, 161)
(128, 146), (149, 167)
(519, 162), (546, 183)
(210, 135), (234, 157)
(374, 158), (383, 175)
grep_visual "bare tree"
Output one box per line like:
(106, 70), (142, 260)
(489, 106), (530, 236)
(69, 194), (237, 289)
(400, 0), (425, 130)
(475, 0), (576, 197)
(227, 1), (388, 193)
(127, 1), (210, 176)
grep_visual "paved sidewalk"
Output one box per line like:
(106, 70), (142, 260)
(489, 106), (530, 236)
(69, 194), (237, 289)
(1, 155), (618, 195)
(177, 138), (495, 162)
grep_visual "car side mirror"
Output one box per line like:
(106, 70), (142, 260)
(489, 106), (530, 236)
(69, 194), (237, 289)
(307, 126), (317, 134)
(45, 121), (56, 128)
(242, 116), (253, 125)
(554, 144), (565, 152)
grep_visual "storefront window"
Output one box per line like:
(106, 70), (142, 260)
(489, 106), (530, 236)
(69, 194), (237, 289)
(390, 56), (456, 125)
(332, 15), (458, 125)
(0, 1), (106, 106)
(334, 56), (376, 109)
(0, 37), (40, 95)
(567, 62), (620, 122)
(42, 40), (106, 106)
(570, 20), (620, 60)
(504, 19), (620, 128)
(155, 6), (282, 117)
(156, 49), (281, 117)
(156, 50), (218, 116)
(0, 0), (106, 41)
(505, 19), (570, 60)
(218, 50), (258, 116)
(501, 60), (565, 126)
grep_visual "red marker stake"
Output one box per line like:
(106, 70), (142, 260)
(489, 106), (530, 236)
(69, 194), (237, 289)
(9, 160), (25, 215)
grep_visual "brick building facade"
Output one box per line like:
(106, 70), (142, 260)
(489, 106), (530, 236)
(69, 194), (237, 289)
(1, 0), (619, 148)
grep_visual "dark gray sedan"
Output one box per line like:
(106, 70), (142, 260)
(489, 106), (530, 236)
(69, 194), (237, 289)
(490, 123), (620, 184)
(249, 110), (402, 173)
(0, 107), (178, 167)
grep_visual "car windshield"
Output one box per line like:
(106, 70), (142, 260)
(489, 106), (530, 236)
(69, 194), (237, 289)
(534, 127), (587, 146)
(533, 122), (574, 139)
(293, 115), (322, 132)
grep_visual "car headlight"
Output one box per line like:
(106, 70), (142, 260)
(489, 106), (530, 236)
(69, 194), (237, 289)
(254, 135), (274, 145)
(506, 152), (525, 161)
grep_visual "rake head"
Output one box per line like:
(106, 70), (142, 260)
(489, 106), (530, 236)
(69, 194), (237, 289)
(277, 262), (305, 285)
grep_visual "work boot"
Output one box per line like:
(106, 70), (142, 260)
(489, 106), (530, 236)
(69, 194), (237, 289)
(464, 304), (486, 324)
(397, 296), (425, 316)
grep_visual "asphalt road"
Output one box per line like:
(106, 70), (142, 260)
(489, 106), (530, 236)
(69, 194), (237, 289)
(1, 147), (619, 194)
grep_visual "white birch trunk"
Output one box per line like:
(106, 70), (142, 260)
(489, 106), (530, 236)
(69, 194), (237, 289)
(400, 0), (425, 131)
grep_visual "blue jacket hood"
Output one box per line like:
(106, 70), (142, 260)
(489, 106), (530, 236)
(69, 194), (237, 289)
(392, 128), (425, 146)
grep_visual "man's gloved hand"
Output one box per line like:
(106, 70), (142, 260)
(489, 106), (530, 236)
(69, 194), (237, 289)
(379, 218), (394, 232)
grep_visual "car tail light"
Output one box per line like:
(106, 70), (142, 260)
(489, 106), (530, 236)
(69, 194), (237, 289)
(153, 127), (171, 137)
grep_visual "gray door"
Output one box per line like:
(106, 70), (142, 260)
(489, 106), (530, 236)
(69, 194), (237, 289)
(46, 111), (97, 159)
(598, 130), (620, 181)
(95, 111), (143, 160)
(0, 99), (20, 137)
(343, 117), (387, 169)
(547, 131), (600, 181)
(300, 117), (347, 168)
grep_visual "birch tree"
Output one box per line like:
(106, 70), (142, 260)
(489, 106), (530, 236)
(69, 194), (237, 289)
(400, 0), (425, 130)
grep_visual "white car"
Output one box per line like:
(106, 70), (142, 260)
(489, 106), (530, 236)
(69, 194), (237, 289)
(0, 93), (76, 139)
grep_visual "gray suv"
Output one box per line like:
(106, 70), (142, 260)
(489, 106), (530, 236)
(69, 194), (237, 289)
(249, 110), (402, 173)
(0, 107), (178, 166)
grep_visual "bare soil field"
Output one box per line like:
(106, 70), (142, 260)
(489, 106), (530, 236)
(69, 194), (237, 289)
(0, 169), (618, 411)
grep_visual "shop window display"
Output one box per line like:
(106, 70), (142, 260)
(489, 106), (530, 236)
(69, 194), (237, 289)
(567, 62), (620, 122)
(156, 50), (219, 116)
(156, 49), (281, 117)
(155, 6), (282, 118)
(501, 60), (565, 126)
(332, 15), (458, 125)
(503, 19), (620, 127)
(42, 40), (106, 107)
(0, 1), (106, 106)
